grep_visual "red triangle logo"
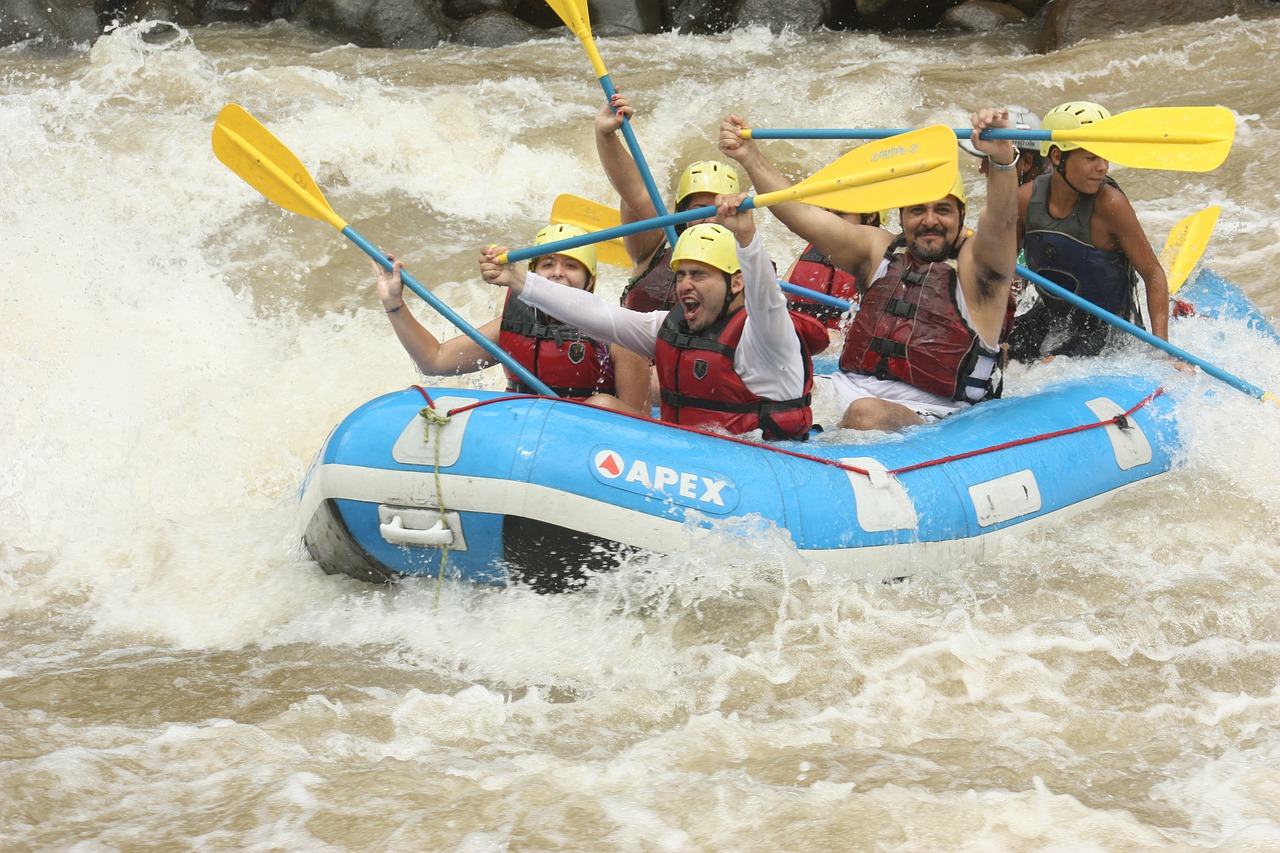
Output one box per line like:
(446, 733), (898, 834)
(598, 453), (621, 477)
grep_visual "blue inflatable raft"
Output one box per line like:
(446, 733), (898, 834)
(299, 269), (1276, 591)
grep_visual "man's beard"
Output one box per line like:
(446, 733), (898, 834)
(908, 230), (952, 263)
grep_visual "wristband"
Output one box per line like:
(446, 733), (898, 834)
(988, 156), (1018, 171)
(385, 303), (404, 315)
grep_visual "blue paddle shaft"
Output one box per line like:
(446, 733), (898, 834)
(343, 226), (557, 398)
(507, 198), (753, 264)
(751, 128), (1055, 141)
(598, 74), (680, 249)
(1018, 264), (1266, 400)
(779, 280), (853, 311)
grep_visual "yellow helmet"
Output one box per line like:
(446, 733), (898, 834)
(1040, 101), (1111, 156)
(897, 176), (964, 214)
(531, 223), (597, 278)
(669, 223), (741, 274)
(675, 160), (740, 208)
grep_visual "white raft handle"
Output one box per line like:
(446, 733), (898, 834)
(379, 514), (455, 547)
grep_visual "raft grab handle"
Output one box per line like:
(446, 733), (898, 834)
(378, 506), (467, 550)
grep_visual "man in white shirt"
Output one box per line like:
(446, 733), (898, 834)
(479, 193), (829, 440)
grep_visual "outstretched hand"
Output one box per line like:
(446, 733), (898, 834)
(479, 245), (527, 293)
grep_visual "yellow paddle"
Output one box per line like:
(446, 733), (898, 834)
(744, 106), (1235, 172)
(1161, 205), (1220, 294)
(500, 124), (958, 265)
(550, 194), (631, 268)
(545, 0), (678, 247)
(211, 103), (558, 397)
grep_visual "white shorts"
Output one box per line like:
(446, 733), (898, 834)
(811, 372), (970, 426)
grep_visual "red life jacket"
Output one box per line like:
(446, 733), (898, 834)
(620, 244), (678, 311)
(498, 293), (615, 398)
(654, 305), (829, 441)
(839, 237), (1001, 402)
(786, 243), (861, 330)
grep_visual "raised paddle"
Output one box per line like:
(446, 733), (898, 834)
(499, 125), (958, 265)
(743, 106), (1235, 172)
(1017, 263), (1274, 402)
(551, 192), (857, 307)
(550, 194), (633, 268)
(1160, 205), (1220, 294)
(545, 0), (679, 248)
(211, 104), (558, 398)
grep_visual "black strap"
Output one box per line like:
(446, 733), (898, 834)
(885, 297), (917, 319)
(870, 337), (908, 359)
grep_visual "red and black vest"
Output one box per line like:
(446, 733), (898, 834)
(840, 237), (1001, 402)
(654, 305), (829, 441)
(620, 243), (678, 312)
(786, 243), (861, 329)
(498, 293), (615, 398)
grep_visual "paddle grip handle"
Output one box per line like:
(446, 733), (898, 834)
(343, 226), (558, 398)
(1017, 264), (1266, 400)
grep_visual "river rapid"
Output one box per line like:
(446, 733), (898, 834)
(3, 13), (1280, 851)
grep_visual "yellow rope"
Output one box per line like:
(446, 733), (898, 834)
(421, 406), (452, 606)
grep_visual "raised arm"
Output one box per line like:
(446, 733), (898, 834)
(718, 113), (888, 285)
(958, 107), (1020, 339)
(480, 245), (663, 358)
(715, 193), (805, 401)
(594, 94), (665, 266)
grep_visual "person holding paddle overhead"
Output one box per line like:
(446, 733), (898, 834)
(1008, 101), (1172, 363)
(595, 93), (741, 312)
(719, 107), (1021, 432)
(480, 194), (830, 441)
(374, 224), (647, 410)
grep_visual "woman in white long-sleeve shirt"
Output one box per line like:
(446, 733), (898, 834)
(479, 193), (829, 440)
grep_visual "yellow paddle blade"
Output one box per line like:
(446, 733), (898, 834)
(211, 104), (347, 231)
(544, 0), (589, 33)
(551, 194), (633, 268)
(544, 0), (607, 77)
(758, 125), (957, 213)
(1054, 106), (1234, 172)
(1161, 205), (1220, 295)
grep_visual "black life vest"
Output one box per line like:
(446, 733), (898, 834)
(1023, 173), (1140, 321)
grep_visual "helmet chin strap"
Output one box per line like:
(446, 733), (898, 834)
(716, 273), (737, 322)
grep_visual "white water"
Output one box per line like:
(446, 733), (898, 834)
(2, 15), (1280, 850)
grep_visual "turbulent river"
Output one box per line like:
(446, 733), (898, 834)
(3, 12), (1280, 851)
